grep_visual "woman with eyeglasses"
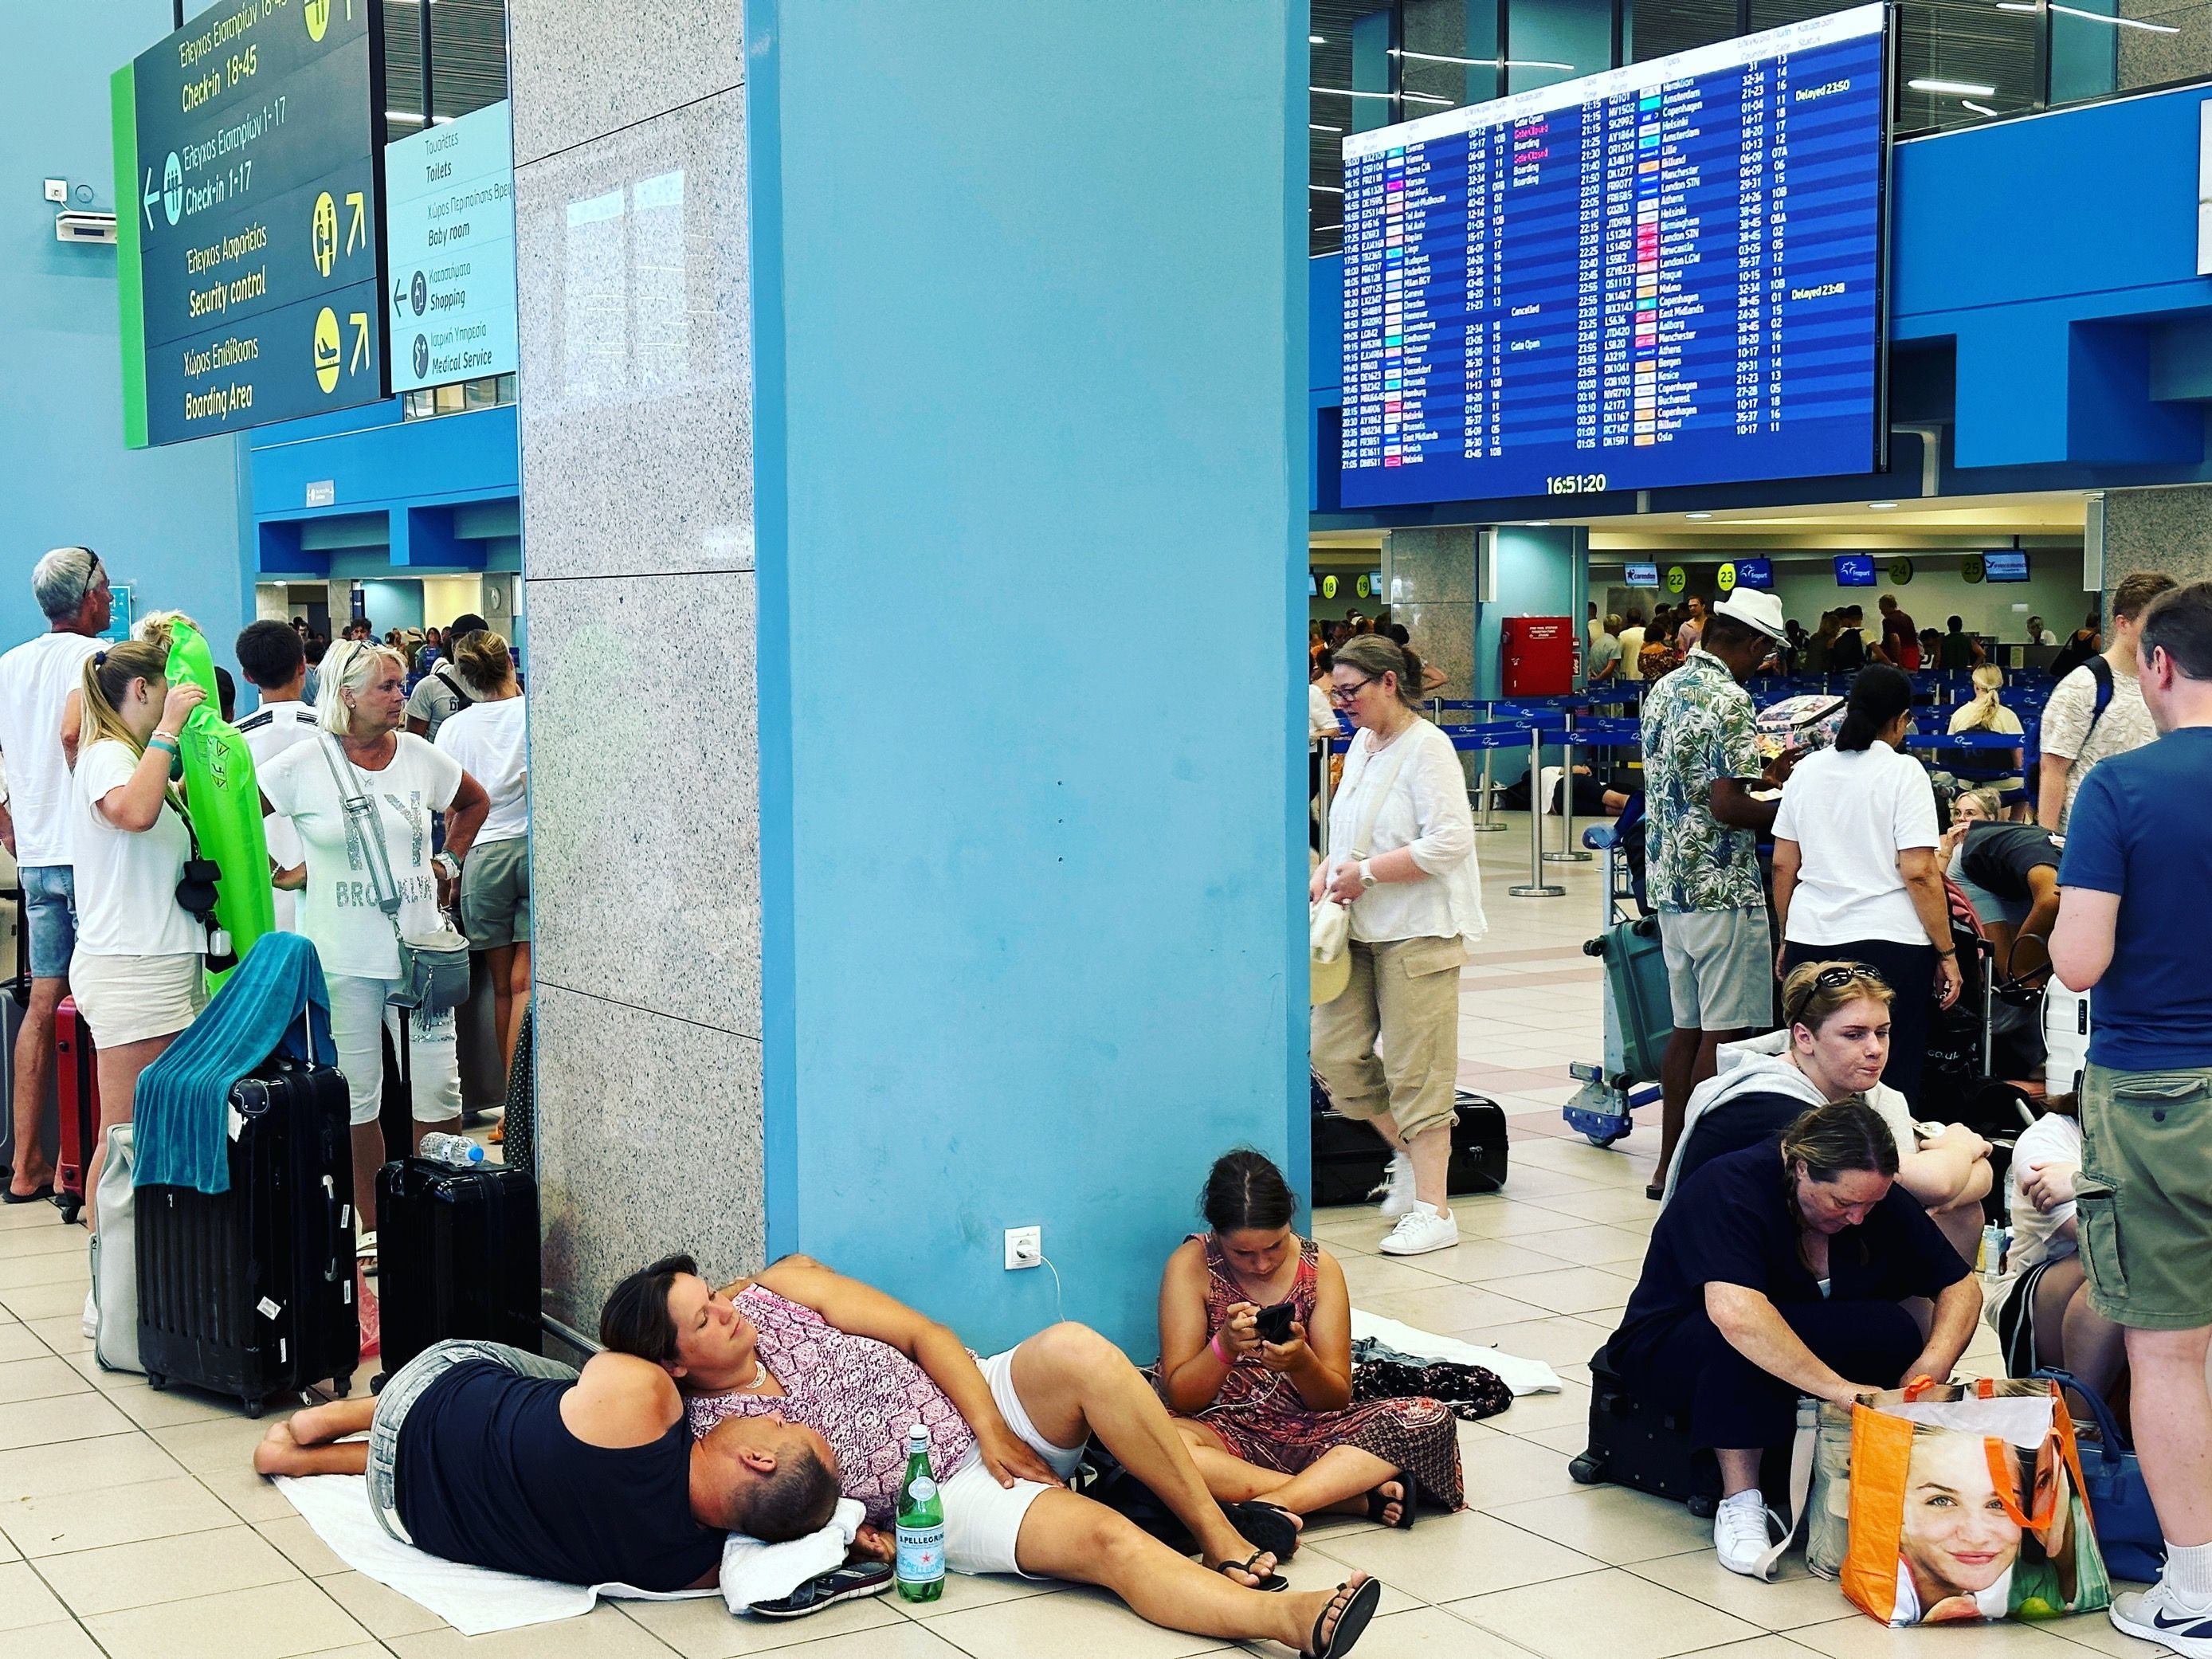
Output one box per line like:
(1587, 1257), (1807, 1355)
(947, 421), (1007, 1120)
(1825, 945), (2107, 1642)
(1606, 1092), (1982, 1579)
(1771, 665), (1963, 1108)
(1310, 636), (1485, 1259)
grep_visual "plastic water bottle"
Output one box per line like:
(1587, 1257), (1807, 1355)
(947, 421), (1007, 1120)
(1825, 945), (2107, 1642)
(894, 1423), (945, 1602)
(1979, 1222), (2005, 1290)
(418, 1133), (484, 1168)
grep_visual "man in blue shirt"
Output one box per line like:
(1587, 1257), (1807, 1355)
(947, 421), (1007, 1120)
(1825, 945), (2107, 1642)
(2052, 579), (2212, 1657)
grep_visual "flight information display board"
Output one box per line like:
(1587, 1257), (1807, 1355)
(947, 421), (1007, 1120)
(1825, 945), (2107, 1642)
(112, 0), (389, 448)
(1339, 3), (1889, 508)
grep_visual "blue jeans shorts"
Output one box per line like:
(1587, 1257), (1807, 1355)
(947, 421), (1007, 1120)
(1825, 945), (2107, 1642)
(21, 865), (77, 980)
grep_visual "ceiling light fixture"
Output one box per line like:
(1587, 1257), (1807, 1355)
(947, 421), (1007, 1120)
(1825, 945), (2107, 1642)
(1868, 501), (1899, 510)
(1390, 48), (1577, 69)
(1684, 512), (1714, 520)
(1310, 122), (1343, 132)
(1908, 76), (1998, 95)
(1961, 98), (2000, 115)
(1311, 33), (1326, 43)
(1311, 183), (1343, 194)
(1312, 85), (1457, 105)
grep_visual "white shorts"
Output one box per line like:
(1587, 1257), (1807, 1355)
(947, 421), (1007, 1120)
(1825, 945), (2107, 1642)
(939, 1347), (1086, 1578)
(67, 951), (206, 1048)
(327, 974), (464, 1127)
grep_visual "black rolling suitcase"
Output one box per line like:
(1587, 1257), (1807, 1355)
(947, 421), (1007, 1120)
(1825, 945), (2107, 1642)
(1310, 1084), (1508, 1206)
(136, 1058), (359, 1414)
(1570, 1346), (1721, 1516)
(375, 1158), (540, 1378)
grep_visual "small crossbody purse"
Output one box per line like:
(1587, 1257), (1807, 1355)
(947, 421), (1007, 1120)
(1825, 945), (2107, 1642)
(316, 735), (470, 1011)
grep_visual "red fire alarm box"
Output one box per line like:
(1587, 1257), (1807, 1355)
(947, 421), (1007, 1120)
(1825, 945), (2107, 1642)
(1500, 615), (1577, 697)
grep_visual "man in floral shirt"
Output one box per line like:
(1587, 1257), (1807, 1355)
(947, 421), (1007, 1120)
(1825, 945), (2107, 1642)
(1638, 589), (1794, 1198)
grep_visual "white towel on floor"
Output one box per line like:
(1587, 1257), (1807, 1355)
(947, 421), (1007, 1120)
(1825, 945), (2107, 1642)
(274, 1473), (863, 1635)
(1351, 1310), (1563, 1395)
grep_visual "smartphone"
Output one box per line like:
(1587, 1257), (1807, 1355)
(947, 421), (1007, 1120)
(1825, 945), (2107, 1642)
(1255, 1301), (1296, 1345)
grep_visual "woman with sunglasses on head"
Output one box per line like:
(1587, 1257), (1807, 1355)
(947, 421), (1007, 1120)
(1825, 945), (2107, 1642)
(1608, 1092), (1983, 1579)
(1661, 962), (1993, 1259)
(1310, 637), (1486, 1259)
(65, 642), (210, 1226)
(1771, 665), (1963, 1108)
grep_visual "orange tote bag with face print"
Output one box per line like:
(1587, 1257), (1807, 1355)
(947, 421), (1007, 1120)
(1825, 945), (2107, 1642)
(1841, 1377), (2110, 1626)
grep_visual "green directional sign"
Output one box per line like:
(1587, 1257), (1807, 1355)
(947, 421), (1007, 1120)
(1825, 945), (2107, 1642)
(112, 0), (389, 447)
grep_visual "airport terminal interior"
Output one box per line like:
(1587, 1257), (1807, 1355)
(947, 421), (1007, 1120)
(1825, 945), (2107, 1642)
(8, 1), (2212, 1657)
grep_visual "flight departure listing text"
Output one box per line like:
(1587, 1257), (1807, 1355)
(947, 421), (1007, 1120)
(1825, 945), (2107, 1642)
(1338, 2), (1887, 508)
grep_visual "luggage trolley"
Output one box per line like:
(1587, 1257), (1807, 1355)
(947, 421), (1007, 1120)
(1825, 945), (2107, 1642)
(1562, 810), (1668, 1148)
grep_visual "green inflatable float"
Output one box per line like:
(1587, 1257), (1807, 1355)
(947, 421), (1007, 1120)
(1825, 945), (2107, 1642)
(160, 617), (273, 985)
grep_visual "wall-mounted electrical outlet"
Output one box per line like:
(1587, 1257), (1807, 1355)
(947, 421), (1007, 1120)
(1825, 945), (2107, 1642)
(1004, 1226), (1041, 1270)
(43, 179), (67, 204)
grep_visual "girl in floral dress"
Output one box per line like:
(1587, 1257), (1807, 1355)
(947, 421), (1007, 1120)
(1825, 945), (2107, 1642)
(1155, 1151), (1463, 1527)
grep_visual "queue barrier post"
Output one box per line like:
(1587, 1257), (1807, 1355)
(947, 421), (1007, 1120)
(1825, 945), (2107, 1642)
(1545, 707), (1593, 864)
(1317, 735), (1336, 858)
(1508, 724), (1566, 898)
(1470, 701), (1507, 833)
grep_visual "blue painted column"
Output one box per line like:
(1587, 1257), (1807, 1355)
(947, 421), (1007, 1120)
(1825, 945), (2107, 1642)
(747, 3), (1308, 1354)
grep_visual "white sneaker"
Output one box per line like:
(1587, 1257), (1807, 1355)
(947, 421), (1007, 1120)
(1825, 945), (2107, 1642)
(2112, 1583), (2212, 1657)
(1371, 1151), (1417, 1218)
(1376, 1202), (1459, 1256)
(1714, 1492), (1779, 1578)
(82, 1288), (99, 1340)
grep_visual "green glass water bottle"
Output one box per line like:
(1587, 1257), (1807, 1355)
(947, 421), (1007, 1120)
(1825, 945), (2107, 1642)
(895, 1423), (945, 1602)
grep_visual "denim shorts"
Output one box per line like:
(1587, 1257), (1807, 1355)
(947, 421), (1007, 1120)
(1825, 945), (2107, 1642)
(367, 1339), (578, 1544)
(20, 865), (76, 981)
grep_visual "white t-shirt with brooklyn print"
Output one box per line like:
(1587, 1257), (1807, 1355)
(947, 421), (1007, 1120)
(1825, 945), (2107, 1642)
(260, 731), (462, 982)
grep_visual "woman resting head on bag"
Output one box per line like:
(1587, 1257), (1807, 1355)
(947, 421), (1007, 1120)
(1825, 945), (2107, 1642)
(257, 639), (490, 1264)
(68, 641), (210, 1227)
(1604, 1097), (1983, 1579)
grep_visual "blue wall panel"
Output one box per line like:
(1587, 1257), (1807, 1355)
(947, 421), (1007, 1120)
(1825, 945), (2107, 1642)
(0, 2), (250, 657)
(749, 1), (1307, 1355)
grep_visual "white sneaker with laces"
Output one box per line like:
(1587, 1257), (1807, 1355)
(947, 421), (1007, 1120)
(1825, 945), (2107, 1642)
(1375, 1202), (1458, 1256)
(1713, 1492), (1778, 1578)
(2112, 1583), (2212, 1657)
(1371, 1151), (1417, 1218)
(82, 1288), (99, 1340)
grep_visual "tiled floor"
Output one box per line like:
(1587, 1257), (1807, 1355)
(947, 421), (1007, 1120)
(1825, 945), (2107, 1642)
(0, 826), (2168, 1657)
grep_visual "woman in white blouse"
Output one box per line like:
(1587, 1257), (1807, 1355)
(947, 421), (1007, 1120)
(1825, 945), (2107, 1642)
(1310, 637), (1485, 1257)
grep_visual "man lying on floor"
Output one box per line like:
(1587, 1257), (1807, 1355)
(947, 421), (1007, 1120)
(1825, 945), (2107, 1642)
(597, 1252), (1382, 1657)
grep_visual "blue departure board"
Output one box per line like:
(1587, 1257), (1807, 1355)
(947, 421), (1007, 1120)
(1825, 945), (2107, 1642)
(1339, 4), (1889, 509)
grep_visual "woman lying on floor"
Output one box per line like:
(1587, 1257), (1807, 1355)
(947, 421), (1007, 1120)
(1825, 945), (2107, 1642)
(1153, 1151), (1464, 1530)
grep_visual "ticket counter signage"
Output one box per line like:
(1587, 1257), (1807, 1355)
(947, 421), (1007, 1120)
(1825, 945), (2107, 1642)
(112, 0), (389, 447)
(385, 100), (517, 393)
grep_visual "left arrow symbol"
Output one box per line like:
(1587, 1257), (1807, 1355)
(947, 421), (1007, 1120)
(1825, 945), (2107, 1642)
(394, 280), (406, 316)
(142, 168), (158, 230)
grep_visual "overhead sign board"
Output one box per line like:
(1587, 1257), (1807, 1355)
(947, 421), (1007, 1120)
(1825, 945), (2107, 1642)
(112, 0), (389, 447)
(384, 100), (518, 393)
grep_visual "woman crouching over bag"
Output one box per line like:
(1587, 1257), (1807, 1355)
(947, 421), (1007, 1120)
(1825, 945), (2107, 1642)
(68, 641), (211, 1224)
(1606, 1099), (1983, 1579)
(259, 640), (488, 1266)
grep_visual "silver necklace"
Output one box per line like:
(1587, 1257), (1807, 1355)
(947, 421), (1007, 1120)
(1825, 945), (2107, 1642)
(739, 1359), (768, 1392)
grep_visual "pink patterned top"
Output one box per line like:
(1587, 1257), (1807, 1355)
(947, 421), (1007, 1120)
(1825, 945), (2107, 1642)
(684, 1286), (979, 1525)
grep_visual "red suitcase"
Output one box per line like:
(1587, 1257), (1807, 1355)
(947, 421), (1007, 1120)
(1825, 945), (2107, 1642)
(55, 996), (99, 1225)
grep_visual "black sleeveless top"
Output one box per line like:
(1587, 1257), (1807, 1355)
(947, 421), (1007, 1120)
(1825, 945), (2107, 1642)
(394, 1359), (723, 1590)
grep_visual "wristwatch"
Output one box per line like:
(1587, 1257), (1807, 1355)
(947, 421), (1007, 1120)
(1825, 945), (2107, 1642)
(433, 852), (461, 880)
(1359, 859), (1377, 890)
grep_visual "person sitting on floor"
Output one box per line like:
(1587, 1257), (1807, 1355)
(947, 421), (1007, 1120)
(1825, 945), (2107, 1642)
(1990, 1102), (2127, 1407)
(1661, 960), (1993, 1261)
(1610, 1100), (1982, 1579)
(598, 1252), (1383, 1658)
(249, 1337), (836, 1590)
(1941, 791), (2064, 978)
(1155, 1150), (1461, 1531)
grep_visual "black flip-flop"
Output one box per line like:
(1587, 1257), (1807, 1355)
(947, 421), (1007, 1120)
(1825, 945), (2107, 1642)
(1222, 1498), (1301, 1560)
(1364, 1473), (1415, 1531)
(1308, 1577), (1382, 1659)
(1214, 1553), (1288, 1594)
(2, 1185), (53, 1205)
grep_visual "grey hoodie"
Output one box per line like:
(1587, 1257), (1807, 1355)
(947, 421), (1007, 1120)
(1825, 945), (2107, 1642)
(1659, 1030), (1913, 1207)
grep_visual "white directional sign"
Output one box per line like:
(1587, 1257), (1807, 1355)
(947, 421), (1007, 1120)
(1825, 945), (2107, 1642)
(383, 100), (517, 393)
